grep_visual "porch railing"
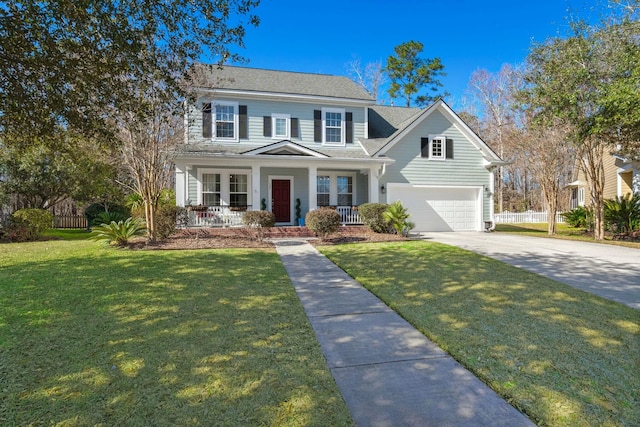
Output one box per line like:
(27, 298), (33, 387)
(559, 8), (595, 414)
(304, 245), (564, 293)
(335, 206), (362, 225)
(187, 206), (251, 227)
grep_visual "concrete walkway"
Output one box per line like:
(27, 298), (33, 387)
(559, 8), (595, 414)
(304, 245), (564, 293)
(274, 239), (534, 427)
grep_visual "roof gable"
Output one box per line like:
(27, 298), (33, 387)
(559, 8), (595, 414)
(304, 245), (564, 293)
(373, 99), (504, 165)
(242, 140), (328, 157)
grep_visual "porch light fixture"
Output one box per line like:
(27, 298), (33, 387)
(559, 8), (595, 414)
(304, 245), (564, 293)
(381, 184), (386, 194)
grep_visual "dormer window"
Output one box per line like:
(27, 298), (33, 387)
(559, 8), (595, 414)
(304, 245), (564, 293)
(202, 101), (239, 142)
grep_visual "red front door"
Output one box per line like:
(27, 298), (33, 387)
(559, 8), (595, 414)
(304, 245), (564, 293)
(272, 179), (291, 222)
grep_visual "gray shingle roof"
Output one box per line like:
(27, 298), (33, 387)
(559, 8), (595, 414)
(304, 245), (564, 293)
(192, 64), (375, 102)
(368, 105), (422, 139)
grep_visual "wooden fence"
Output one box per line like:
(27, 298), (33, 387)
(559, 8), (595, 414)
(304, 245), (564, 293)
(494, 211), (565, 224)
(53, 215), (88, 229)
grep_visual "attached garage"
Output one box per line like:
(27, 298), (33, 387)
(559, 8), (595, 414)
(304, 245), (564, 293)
(388, 185), (482, 232)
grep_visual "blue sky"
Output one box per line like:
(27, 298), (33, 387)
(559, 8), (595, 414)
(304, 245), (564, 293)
(226, 0), (606, 108)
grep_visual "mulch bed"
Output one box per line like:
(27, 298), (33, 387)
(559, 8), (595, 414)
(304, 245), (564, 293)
(127, 226), (407, 250)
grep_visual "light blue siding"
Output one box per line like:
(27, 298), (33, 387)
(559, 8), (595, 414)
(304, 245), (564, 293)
(382, 110), (493, 220)
(187, 98), (366, 149)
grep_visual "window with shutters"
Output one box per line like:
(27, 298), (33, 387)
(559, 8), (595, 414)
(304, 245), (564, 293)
(201, 101), (239, 141)
(322, 108), (345, 145)
(422, 135), (452, 160)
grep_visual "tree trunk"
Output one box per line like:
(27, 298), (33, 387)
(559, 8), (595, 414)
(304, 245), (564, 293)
(581, 141), (606, 240)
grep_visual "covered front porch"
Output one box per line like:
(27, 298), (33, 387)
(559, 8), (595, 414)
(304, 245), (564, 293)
(174, 142), (393, 227)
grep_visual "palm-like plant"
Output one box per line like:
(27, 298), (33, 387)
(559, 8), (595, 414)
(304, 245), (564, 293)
(91, 217), (147, 247)
(382, 201), (414, 236)
(604, 193), (640, 234)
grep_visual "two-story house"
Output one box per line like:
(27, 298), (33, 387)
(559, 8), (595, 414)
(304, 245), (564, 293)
(174, 65), (505, 232)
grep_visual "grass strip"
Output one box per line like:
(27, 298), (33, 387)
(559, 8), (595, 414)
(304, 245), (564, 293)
(0, 240), (352, 426)
(495, 223), (640, 249)
(319, 241), (639, 427)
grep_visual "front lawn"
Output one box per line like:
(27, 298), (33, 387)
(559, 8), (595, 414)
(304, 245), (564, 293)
(319, 241), (639, 427)
(0, 240), (352, 426)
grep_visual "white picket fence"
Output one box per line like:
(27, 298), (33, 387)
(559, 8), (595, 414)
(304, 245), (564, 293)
(494, 211), (565, 224)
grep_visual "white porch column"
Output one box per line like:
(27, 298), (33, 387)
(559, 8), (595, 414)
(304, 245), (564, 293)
(308, 166), (317, 211)
(175, 163), (186, 206)
(252, 165), (261, 211)
(369, 166), (379, 203)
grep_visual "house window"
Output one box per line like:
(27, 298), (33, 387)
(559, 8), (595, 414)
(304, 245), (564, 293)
(337, 176), (353, 206)
(317, 176), (330, 206)
(430, 136), (445, 160)
(229, 174), (248, 207)
(272, 113), (290, 139)
(202, 101), (239, 141)
(216, 104), (235, 139)
(202, 173), (221, 206)
(323, 108), (345, 145)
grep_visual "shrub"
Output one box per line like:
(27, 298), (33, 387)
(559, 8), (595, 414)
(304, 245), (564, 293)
(604, 193), (640, 234)
(358, 203), (391, 233)
(242, 210), (276, 241)
(91, 217), (147, 247)
(561, 206), (593, 229)
(85, 203), (131, 227)
(306, 208), (341, 240)
(94, 210), (130, 226)
(10, 209), (53, 240)
(382, 201), (414, 236)
(155, 206), (189, 240)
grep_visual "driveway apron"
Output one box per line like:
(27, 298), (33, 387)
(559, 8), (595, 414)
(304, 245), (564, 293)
(419, 232), (640, 310)
(274, 239), (534, 427)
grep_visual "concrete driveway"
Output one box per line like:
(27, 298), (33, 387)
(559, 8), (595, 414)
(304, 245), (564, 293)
(418, 232), (640, 309)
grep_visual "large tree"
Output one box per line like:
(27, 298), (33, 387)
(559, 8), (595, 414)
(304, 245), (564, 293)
(0, 0), (260, 140)
(385, 41), (446, 107)
(519, 4), (639, 240)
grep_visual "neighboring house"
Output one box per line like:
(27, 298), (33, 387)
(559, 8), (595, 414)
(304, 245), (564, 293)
(174, 65), (505, 232)
(568, 153), (640, 209)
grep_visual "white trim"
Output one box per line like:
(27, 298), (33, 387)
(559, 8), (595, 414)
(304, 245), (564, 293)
(271, 113), (290, 139)
(322, 107), (346, 146)
(244, 140), (328, 158)
(196, 168), (252, 206)
(269, 175), (295, 225)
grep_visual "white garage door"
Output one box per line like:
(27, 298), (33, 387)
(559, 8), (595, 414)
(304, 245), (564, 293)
(388, 186), (481, 231)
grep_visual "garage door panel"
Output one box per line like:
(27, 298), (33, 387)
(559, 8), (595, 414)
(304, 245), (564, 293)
(388, 186), (480, 232)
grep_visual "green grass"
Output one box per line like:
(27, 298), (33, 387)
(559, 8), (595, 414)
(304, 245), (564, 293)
(0, 240), (353, 426)
(319, 241), (639, 427)
(496, 223), (640, 249)
(42, 228), (93, 240)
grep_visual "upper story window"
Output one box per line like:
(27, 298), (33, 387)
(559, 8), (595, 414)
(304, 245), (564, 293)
(202, 101), (239, 142)
(272, 113), (290, 139)
(421, 135), (453, 160)
(324, 109), (343, 144)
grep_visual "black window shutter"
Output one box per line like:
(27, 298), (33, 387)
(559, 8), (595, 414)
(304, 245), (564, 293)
(202, 102), (212, 138)
(345, 112), (353, 143)
(314, 110), (322, 142)
(446, 138), (454, 159)
(421, 137), (429, 158)
(239, 105), (248, 139)
(263, 116), (272, 137)
(291, 118), (299, 138)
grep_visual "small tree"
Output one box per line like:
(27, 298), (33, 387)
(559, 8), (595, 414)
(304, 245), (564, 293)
(9, 208), (53, 241)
